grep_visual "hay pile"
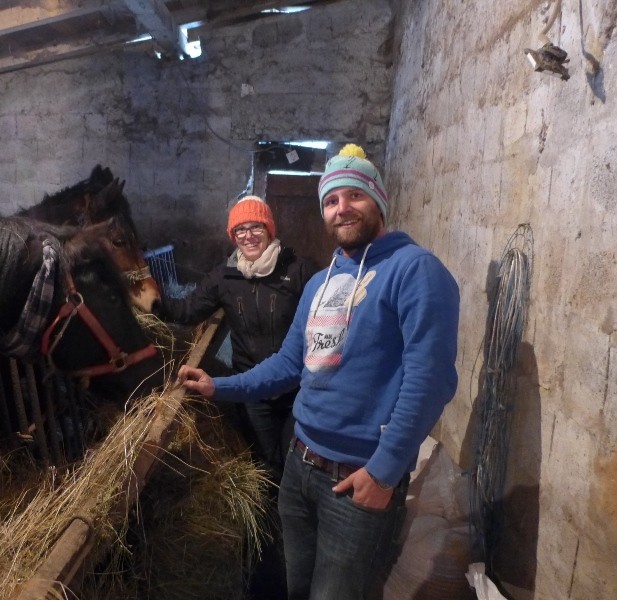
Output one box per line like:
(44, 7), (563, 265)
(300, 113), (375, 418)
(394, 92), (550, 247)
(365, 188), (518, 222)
(0, 391), (271, 599)
(81, 402), (272, 600)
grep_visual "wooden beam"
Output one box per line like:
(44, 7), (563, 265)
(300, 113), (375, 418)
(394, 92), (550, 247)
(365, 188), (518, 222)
(0, 35), (138, 75)
(0, 1), (115, 36)
(205, 0), (343, 27)
(122, 0), (187, 57)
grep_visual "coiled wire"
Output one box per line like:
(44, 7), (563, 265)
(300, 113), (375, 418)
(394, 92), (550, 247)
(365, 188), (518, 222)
(470, 224), (533, 573)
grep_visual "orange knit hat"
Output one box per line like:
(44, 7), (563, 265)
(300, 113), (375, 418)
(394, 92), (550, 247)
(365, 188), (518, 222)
(227, 196), (276, 241)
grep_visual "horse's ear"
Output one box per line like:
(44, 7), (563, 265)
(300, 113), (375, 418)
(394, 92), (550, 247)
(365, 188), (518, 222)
(102, 167), (114, 183)
(107, 177), (125, 200)
(89, 165), (114, 187)
(79, 193), (92, 211)
(90, 164), (104, 181)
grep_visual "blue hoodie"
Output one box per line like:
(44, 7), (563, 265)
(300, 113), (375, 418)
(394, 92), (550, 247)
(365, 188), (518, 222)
(213, 231), (459, 486)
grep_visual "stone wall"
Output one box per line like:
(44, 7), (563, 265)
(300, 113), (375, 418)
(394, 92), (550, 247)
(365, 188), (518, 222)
(0, 0), (393, 281)
(386, 0), (617, 598)
(3, 0), (616, 596)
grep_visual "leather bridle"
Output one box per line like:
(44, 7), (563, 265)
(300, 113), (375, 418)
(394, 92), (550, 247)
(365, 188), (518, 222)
(40, 274), (157, 378)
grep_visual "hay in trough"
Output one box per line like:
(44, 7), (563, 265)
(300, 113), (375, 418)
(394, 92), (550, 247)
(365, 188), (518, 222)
(1, 311), (270, 598)
(79, 403), (272, 600)
(0, 449), (44, 522)
(0, 391), (164, 597)
(0, 385), (271, 600)
(135, 452), (271, 599)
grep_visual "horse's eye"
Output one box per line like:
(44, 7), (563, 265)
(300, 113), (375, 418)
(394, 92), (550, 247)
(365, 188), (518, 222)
(112, 238), (126, 248)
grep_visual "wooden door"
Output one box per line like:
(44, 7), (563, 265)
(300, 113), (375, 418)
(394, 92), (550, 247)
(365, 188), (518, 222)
(265, 173), (336, 269)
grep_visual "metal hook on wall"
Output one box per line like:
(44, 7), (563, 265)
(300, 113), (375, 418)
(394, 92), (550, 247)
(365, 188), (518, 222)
(524, 0), (570, 81)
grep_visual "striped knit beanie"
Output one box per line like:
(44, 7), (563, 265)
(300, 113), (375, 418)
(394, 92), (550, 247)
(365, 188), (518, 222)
(318, 144), (388, 223)
(227, 195), (276, 240)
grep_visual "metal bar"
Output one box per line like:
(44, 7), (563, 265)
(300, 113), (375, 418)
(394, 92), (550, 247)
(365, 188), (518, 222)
(0, 359), (13, 438)
(66, 378), (85, 457)
(53, 375), (76, 461)
(39, 362), (64, 467)
(9, 358), (31, 440)
(24, 364), (50, 464)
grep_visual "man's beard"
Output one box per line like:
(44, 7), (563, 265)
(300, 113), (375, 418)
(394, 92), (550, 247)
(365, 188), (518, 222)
(328, 216), (382, 253)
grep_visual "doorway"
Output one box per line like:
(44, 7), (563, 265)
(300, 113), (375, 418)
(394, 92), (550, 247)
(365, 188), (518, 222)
(265, 172), (335, 268)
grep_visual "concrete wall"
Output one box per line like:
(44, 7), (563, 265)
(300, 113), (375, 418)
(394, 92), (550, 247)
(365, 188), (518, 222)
(386, 0), (617, 598)
(0, 0), (393, 281)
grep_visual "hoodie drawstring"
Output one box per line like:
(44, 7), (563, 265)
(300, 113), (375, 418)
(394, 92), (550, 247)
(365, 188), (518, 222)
(345, 243), (371, 323)
(313, 243), (372, 325)
(313, 254), (337, 318)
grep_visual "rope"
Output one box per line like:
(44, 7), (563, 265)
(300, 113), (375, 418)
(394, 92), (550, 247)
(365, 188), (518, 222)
(540, 0), (562, 44)
(470, 224), (533, 574)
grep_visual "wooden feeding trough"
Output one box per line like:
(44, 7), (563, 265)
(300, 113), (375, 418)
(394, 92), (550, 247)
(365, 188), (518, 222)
(3, 309), (256, 599)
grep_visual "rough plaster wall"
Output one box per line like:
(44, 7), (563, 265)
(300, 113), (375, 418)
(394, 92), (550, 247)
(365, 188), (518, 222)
(0, 0), (393, 280)
(387, 0), (617, 598)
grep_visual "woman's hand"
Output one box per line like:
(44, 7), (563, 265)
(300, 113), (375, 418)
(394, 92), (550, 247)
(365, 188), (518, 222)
(177, 365), (215, 397)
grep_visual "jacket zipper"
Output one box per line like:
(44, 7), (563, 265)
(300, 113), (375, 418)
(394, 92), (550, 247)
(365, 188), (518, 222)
(270, 293), (277, 348)
(237, 296), (255, 349)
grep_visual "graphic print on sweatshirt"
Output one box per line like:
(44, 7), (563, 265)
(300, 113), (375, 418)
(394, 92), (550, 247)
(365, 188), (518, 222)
(305, 270), (375, 372)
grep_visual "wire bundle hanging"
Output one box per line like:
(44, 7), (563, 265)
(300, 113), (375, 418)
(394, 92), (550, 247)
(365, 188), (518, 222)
(470, 223), (534, 573)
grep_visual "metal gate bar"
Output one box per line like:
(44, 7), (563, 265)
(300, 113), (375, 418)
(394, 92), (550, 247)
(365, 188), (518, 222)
(24, 364), (50, 464)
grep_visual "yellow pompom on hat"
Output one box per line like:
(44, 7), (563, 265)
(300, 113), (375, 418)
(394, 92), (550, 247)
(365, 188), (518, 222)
(227, 195), (276, 241)
(338, 144), (367, 159)
(318, 144), (388, 222)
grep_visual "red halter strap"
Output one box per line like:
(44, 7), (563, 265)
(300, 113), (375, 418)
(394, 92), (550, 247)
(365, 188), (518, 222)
(40, 274), (157, 378)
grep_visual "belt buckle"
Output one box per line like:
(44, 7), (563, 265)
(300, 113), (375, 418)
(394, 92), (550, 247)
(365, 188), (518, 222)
(301, 445), (317, 467)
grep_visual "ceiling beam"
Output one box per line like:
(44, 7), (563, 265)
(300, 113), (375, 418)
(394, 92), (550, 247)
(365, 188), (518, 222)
(0, 33), (138, 75)
(205, 0), (344, 27)
(122, 0), (187, 58)
(0, 2), (116, 38)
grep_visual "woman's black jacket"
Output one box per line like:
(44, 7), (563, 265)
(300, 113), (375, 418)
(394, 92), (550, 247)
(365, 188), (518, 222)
(162, 247), (317, 373)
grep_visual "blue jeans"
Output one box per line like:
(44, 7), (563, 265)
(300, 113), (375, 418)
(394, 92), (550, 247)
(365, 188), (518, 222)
(278, 445), (408, 600)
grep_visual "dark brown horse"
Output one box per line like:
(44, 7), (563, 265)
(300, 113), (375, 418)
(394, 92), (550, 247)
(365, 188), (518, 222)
(0, 217), (164, 402)
(18, 166), (161, 314)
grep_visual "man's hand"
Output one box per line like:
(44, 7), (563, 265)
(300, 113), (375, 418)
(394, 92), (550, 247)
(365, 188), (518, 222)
(332, 467), (393, 509)
(177, 365), (215, 397)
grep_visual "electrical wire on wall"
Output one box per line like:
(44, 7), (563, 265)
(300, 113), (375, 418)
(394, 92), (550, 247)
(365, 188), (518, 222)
(175, 63), (294, 200)
(469, 223), (534, 575)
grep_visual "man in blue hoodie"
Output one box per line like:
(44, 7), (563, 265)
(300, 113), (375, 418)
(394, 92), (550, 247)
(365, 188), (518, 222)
(178, 144), (460, 600)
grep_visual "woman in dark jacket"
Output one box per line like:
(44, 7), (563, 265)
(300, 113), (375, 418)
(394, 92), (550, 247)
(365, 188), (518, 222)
(163, 196), (317, 481)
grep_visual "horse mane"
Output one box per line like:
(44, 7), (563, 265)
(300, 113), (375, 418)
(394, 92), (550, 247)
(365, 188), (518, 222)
(21, 165), (132, 221)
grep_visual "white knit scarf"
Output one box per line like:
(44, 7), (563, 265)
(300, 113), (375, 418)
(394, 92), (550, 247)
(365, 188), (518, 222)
(236, 239), (281, 278)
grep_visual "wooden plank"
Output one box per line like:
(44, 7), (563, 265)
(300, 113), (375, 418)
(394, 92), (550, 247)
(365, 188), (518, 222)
(13, 309), (224, 600)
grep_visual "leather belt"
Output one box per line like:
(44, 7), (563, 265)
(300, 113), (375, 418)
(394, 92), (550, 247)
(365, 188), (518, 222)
(293, 437), (360, 481)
